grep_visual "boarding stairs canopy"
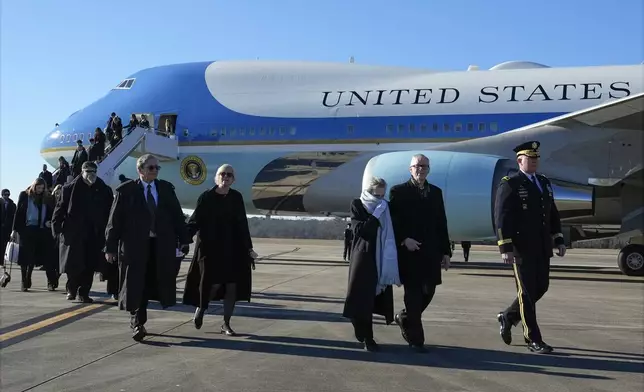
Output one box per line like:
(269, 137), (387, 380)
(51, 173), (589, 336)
(97, 127), (178, 185)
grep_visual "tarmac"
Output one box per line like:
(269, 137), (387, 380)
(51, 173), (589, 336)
(1, 239), (642, 392)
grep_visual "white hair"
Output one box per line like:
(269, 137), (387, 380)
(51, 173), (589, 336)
(215, 163), (235, 185)
(136, 154), (158, 170)
(365, 176), (387, 194)
(410, 154), (429, 166)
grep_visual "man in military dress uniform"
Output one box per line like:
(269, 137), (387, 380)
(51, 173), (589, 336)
(494, 141), (566, 354)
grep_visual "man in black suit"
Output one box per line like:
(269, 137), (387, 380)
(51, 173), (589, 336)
(1, 189), (16, 266)
(105, 154), (191, 342)
(388, 153), (452, 353)
(494, 141), (565, 354)
(39, 164), (53, 190)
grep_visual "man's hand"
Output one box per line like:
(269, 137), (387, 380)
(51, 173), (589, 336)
(9, 231), (19, 242)
(45, 221), (52, 229)
(501, 251), (514, 265)
(441, 255), (450, 271)
(249, 249), (258, 259)
(556, 244), (566, 257)
(105, 253), (116, 263)
(403, 238), (421, 251)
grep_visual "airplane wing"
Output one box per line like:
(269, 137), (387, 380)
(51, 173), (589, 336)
(504, 91), (644, 134)
(429, 92), (644, 188)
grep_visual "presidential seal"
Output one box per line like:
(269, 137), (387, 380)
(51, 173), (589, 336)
(180, 155), (207, 185)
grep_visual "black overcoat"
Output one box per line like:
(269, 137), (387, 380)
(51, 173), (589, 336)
(51, 177), (113, 274)
(183, 187), (254, 308)
(105, 179), (190, 312)
(342, 199), (394, 324)
(388, 179), (452, 286)
(12, 191), (55, 268)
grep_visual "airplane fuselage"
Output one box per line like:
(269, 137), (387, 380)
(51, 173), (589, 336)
(40, 60), (644, 221)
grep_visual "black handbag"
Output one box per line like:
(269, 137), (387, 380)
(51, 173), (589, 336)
(1, 258), (12, 288)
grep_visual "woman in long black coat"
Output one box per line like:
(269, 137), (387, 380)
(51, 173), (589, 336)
(343, 176), (401, 352)
(11, 177), (57, 291)
(183, 164), (256, 335)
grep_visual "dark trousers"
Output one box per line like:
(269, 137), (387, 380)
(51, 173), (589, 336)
(398, 283), (436, 346)
(103, 262), (119, 296)
(343, 240), (351, 260)
(20, 265), (34, 287)
(351, 314), (373, 340)
(68, 269), (94, 297)
(504, 257), (550, 343)
(203, 283), (237, 323)
(131, 239), (156, 328)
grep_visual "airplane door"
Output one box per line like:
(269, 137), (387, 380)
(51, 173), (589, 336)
(158, 114), (178, 138)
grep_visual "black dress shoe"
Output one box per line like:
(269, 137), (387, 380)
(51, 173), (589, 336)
(221, 323), (237, 336)
(497, 313), (512, 345)
(528, 341), (554, 354)
(364, 338), (379, 352)
(77, 296), (94, 303)
(394, 313), (409, 343)
(66, 293), (76, 300)
(132, 325), (147, 342)
(194, 308), (205, 329)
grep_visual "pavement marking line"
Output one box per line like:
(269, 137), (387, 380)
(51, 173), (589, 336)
(0, 304), (103, 343)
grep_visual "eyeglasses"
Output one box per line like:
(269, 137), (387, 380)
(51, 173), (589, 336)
(146, 165), (161, 171)
(83, 170), (97, 174)
(219, 172), (233, 178)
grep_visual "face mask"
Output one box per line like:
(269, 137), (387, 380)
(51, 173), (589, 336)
(83, 172), (97, 184)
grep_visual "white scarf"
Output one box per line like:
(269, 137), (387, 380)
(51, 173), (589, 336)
(359, 190), (401, 295)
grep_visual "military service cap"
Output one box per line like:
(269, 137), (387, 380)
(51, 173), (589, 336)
(513, 140), (540, 158)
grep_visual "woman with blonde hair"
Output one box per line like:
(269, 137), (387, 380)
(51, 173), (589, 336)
(342, 176), (401, 351)
(10, 177), (57, 291)
(183, 163), (257, 335)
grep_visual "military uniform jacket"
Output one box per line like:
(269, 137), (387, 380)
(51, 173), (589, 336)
(494, 171), (564, 259)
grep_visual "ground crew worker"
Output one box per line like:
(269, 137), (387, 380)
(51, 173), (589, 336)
(343, 223), (353, 261)
(494, 141), (566, 354)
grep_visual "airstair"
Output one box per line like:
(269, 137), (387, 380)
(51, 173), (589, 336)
(97, 127), (178, 184)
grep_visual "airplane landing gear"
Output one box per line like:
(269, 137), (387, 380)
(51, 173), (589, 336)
(618, 244), (644, 276)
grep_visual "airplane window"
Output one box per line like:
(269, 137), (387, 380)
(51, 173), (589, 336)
(259, 128), (266, 135)
(79, 133), (84, 141)
(289, 127), (296, 135)
(230, 128), (237, 136)
(279, 127), (286, 135)
(432, 123), (439, 132)
(443, 123), (450, 131)
(72, 134), (78, 141)
(386, 124), (394, 133)
(398, 124), (405, 133)
(113, 78), (136, 90)
(467, 123), (474, 131)
(125, 79), (135, 88)
(240, 128), (246, 136)
(269, 127), (276, 136)
(409, 123), (415, 133)
(420, 124), (427, 132)
(454, 123), (462, 132)
(220, 128), (226, 136)
(347, 125), (354, 134)
(210, 129), (217, 136)
(478, 123), (486, 131)
(490, 122), (498, 132)
(249, 127), (256, 135)
(60, 135), (65, 143)
(66, 135), (70, 142)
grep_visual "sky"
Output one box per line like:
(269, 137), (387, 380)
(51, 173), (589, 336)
(1, 0), (643, 195)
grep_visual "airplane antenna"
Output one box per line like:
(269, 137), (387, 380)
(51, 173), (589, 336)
(350, 56), (355, 63)
(467, 65), (480, 71)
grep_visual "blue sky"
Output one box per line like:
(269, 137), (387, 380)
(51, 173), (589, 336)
(1, 0), (642, 194)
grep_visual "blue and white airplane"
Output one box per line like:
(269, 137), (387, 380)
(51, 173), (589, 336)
(40, 60), (644, 275)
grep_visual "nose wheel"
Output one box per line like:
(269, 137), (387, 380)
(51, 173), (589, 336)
(618, 244), (644, 276)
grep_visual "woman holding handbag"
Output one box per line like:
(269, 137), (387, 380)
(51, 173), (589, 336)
(10, 178), (57, 291)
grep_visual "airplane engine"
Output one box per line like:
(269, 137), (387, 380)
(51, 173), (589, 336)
(362, 151), (594, 242)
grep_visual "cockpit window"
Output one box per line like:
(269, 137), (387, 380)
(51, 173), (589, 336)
(113, 78), (136, 90)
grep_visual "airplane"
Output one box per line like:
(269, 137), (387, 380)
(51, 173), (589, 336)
(39, 60), (644, 276)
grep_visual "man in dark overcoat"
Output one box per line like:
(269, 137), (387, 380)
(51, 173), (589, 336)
(52, 161), (113, 302)
(105, 154), (191, 342)
(388, 153), (452, 353)
(1, 189), (16, 266)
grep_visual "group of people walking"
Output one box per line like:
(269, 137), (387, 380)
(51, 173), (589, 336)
(3, 141), (565, 353)
(342, 141), (566, 355)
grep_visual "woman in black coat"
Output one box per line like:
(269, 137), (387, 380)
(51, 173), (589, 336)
(11, 177), (57, 291)
(343, 176), (401, 352)
(183, 164), (257, 335)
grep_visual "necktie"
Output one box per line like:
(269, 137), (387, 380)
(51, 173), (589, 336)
(146, 184), (157, 233)
(531, 175), (541, 192)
